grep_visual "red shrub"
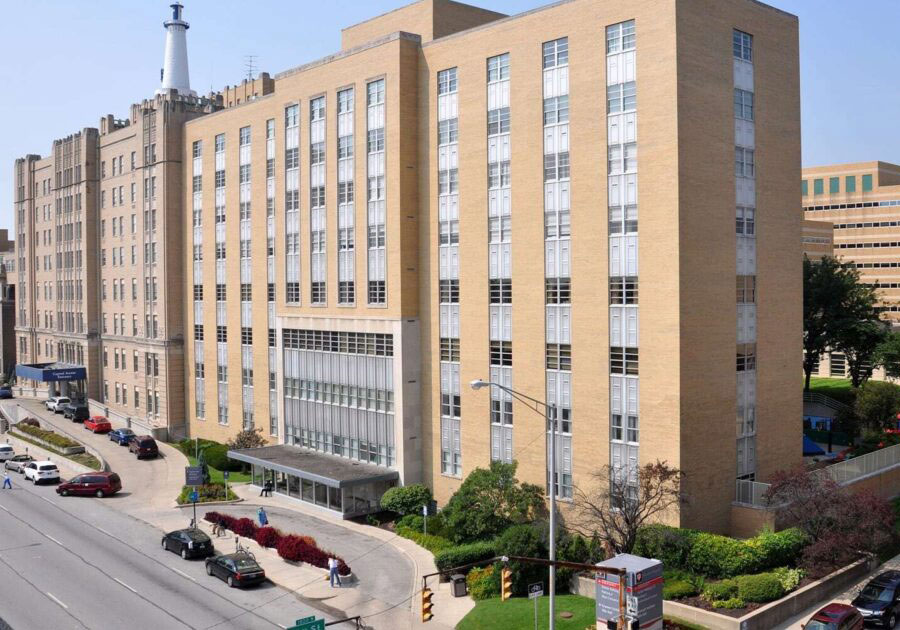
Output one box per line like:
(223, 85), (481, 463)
(255, 526), (282, 548)
(204, 511), (222, 524)
(276, 534), (310, 562)
(232, 517), (258, 538)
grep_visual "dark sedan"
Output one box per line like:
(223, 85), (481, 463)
(4, 454), (34, 473)
(205, 552), (265, 588)
(851, 570), (900, 628)
(108, 428), (136, 446)
(162, 528), (215, 559)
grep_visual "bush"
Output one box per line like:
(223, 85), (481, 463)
(231, 517), (258, 538)
(397, 512), (447, 538)
(176, 484), (236, 505)
(634, 524), (700, 571)
(380, 484), (433, 516)
(663, 579), (698, 600)
(202, 442), (242, 472)
(18, 417), (39, 428)
(255, 526), (282, 548)
(772, 566), (804, 592)
(467, 565), (499, 600)
(434, 541), (497, 574)
(396, 526), (455, 555)
(748, 528), (808, 569)
(711, 597), (745, 609)
(15, 423), (79, 449)
(701, 579), (738, 603)
(495, 524), (547, 597)
(734, 573), (785, 603)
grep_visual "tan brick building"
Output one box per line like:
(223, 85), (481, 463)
(13, 0), (802, 530)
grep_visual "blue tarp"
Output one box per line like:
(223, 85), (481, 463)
(803, 434), (826, 456)
(15, 362), (86, 382)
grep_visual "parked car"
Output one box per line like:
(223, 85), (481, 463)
(56, 472), (121, 498)
(63, 403), (90, 422)
(851, 570), (900, 628)
(162, 528), (215, 559)
(23, 461), (60, 484)
(4, 454), (34, 473)
(45, 396), (70, 412)
(84, 416), (112, 433)
(803, 603), (864, 630)
(0, 387), (13, 399)
(108, 428), (136, 446)
(129, 436), (159, 459)
(205, 552), (265, 588)
(0, 445), (14, 462)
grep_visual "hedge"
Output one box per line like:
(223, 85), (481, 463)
(176, 483), (237, 505)
(396, 526), (455, 555)
(701, 579), (738, 603)
(634, 524), (808, 579)
(203, 512), (351, 576)
(434, 541), (497, 574)
(15, 423), (79, 449)
(467, 565), (499, 600)
(735, 573), (785, 603)
(380, 484), (433, 516)
(663, 579), (697, 600)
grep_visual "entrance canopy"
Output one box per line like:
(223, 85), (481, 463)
(16, 362), (87, 382)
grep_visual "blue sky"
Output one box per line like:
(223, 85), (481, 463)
(2, 0), (898, 233)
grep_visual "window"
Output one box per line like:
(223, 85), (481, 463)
(607, 82), (636, 113)
(606, 20), (635, 54)
(215, 134), (225, 153)
(829, 177), (840, 194)
(543, 96), (569, 125)
(216, 284), (226, 301)
(490, 278), (513, 304)
(542, 37), (569, 69)
(239, 126), (251, 145)
(610, 347), (638, 375)
(814, 178), (824, 195)
(733, 29), (753, 62)
(736, 206), (755, 235)
(490, 341), (512, 366)
(734, 89), (754, 121)
(192, 141), (202, 158)
(438, 118), (459, 145)
(846, 176), (856, 193)
(216, 326), (227, 342)
(241, 327), (253, 345)
(486, 53), (510, 82)
(737, 343), (756, 371)
(193, 284), (203, 300)
(801, 180), (808, 196)
(437, 68), (457, 95)
(735, 147), (755, 178)
(863, 174), (873, 192)
(440, 338), (460, 362)
(736, 275), (756, 303)
(546, 343), (572, 371)
(609, 277), (637, 305)
(439, 279), (459, 303)
(487, 108), (510, 136)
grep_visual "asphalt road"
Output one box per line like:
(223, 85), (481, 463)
(0, 476), (332, 630)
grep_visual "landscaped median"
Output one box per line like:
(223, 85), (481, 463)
(203, 511), (352, 579)
(9, 420), (102, 470)
(171, 437), (248, 505)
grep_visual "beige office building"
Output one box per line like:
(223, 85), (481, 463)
(178, 0), (801, 531)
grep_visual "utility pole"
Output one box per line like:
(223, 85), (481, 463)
(548, 403), (557, 630)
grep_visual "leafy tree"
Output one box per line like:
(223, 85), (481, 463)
(803, 256), (882, 390)
(569, 460), (685, 554)
(876, 331), (900, 380)
(380, 484), (432, 516)
(494, 524), (547, 596)
(442, 461), (546, 544)
(227, 427), (268, 450)
(853, 380), (900, 431)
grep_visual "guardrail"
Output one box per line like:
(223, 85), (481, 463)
(803, 391), (850, 413)
(736, 441), (900, 507)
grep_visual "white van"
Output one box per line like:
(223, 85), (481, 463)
(0, 445), (13, 462)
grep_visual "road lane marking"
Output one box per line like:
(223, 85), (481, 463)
(114, 577), (137, 593)
(41, 496), (56, 506)
(45, 534), (63, 546)
(170, 566), (196, 581)
(97, 527), (114, 538)
(0, 503), (8, 512)
(46, 592), (68, 609)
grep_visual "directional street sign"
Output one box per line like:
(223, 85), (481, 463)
(288, 617), (325, 630)
(528, 582), (544, 599)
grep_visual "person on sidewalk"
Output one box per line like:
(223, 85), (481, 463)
(259, 480), (273, 497)
(328, 556), (342, 588)
(257, 506), (268, 527)
(2, 471), (11, 489)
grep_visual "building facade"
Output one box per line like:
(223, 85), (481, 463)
(181, 0), (801, 530)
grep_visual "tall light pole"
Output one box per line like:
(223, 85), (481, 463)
(470, 379), (558, 630)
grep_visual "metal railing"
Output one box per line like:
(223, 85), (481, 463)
(735, 441), (900, 507)
(802, 390), (850, 413)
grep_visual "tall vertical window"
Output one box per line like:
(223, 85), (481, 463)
(366, 79), (386, 305)
(337, 88), (356, 305)
(285, 104), (300, 303)
(310, 96), (327, 304)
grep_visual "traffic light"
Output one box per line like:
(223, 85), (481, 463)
(421, 586), (434, 622)
(501, 566), (513, 601)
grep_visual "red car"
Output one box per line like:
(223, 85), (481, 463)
(84, 416), (112, 433)
(803, 603), (863, 630)
(56, 472), (122, 498)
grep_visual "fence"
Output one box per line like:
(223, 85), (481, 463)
(802, 391), (850, 413)
(735, 441), (900, 507)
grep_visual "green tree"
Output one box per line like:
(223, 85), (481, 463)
(853, 380), (900, 431)
(226, 427), (267, 450)
(876, 331), (900, 380)
(442, 461), (546, 544)
(804, 255), (882, 390)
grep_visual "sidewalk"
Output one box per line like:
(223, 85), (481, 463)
(778, 553), (900, 629)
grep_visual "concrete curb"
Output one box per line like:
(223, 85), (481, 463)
(173, 498), (245, 509)
(6, 403), (110, 473)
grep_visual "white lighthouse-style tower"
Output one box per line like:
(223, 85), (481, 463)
(156, 2), (196, 96)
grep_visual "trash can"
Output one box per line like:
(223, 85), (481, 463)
(451, 574), (467, 597)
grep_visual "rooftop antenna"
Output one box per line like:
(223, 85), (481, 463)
(244, 55), (257, 82)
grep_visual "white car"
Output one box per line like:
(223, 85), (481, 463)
(23, 461), (60, 484)
(45, 397), (70, 413)
(0, 445), (14, 462)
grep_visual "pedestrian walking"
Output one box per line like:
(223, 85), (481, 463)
(257, 506), (268, 527)
(2, 471), (11, 489)
(328, 556), (342, 588)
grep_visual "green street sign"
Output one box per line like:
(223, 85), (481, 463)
(295, 618), (315, 625)
(288, 618), (324, 630)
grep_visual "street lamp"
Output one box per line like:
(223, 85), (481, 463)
(470, 378), (558, 630)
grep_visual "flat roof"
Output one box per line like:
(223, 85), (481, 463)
(15, 362), (86, 382)
(227, 445), (398, 489)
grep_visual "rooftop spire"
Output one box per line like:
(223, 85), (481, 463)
(156, 2), (196, 97)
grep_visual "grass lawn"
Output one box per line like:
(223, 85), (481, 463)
(185, 454), (251, 484)
(808, 376), (854, 405)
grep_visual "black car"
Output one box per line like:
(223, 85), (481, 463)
(63, 403), (90, 422)
(851, 570), (900, 628)
(0, 387), (13, 399)
(162, 528), (214, 559)
(205, 552), (266, 588)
